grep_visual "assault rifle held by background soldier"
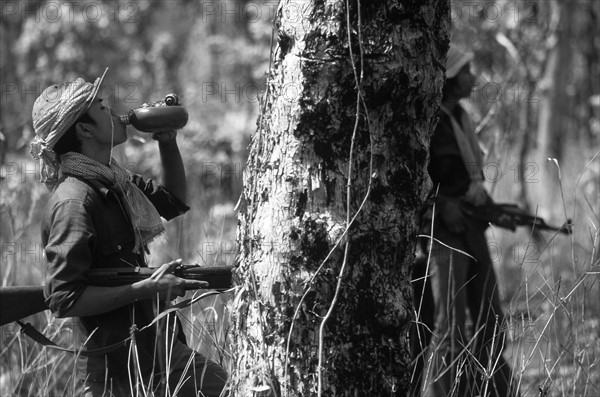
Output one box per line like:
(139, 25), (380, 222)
(463, 201), (573, 235)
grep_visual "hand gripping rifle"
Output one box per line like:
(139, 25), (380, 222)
(463, 202), (573, 235)
(0, 264), (233, 326)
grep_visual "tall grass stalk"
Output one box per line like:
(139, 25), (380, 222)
(2, 154), (599, 396)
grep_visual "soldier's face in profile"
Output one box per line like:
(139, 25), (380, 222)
(455, 63), (476, 99)
(83, 97), (128, 147)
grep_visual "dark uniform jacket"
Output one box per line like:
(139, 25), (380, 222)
(41, 172), (189, 381)
(422, 104), (489, 241)
(428, 105), (473, 198)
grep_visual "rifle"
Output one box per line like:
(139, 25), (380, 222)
(0, 264), (233, 326)
(464, 202), (573, 235)
(86, 264), (233, 289)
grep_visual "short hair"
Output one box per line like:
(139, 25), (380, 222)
(54, 112), (95, 156)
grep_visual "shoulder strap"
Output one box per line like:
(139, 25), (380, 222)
(14, 290), (222, 357)
(16, 320), (132, 357)
(440, 105), (483, 182)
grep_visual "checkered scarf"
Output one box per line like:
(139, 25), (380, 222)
(60, 152), (165, 253)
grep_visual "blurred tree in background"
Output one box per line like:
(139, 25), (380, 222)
(450, 0), (598, 210)
(448, 0), (599, 295)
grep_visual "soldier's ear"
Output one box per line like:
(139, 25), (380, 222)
(75, 121), (93, 139)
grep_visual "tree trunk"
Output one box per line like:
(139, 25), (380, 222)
(532, 0), (571, 223)
(231, 1), (449, 396)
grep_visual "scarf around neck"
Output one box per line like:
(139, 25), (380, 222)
(440, 104), (484, 182)
(59, 152), (165, 253)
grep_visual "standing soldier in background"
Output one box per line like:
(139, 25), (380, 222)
(418, 44), (520, 397)
(30, 70), (227, 396)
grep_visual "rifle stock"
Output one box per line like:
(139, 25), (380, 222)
(0, 264), (233, 326)
(0, 286), (46, 326)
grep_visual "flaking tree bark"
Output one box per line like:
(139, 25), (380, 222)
(231, 1), (449, 395)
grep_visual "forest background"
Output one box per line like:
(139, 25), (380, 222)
(0, 0), (599, 396)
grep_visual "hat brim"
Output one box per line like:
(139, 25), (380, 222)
(86, 67), (109, 108)
(446, 45), (474, 79)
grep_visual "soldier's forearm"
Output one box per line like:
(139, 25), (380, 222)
(158, 138), (187, 204)
(59, 283), (152, 318)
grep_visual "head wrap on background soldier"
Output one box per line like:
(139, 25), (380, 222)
(446, 44), (474, 79)
(30, 68), (108, 189)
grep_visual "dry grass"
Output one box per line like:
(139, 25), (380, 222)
(413, 147), (600, 397)
(506, 245), (600, 397)
(0, 154), (237, 396)
(1, 152), (599, 396)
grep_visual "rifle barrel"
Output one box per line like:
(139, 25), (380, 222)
(0, 265), (234, 326)
(87, 265), (234, 290)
